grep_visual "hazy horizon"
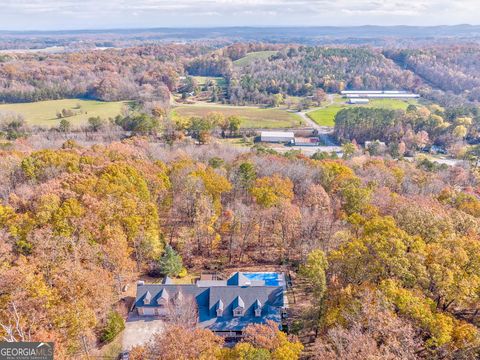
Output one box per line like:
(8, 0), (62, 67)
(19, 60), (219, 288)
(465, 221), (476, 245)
(1, 0), (479, 31)
(1, 24), (480, 33)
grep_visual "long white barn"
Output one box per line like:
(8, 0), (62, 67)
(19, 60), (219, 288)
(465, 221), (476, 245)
(260, 131), (295, 143)
(341, 90), (419, 99)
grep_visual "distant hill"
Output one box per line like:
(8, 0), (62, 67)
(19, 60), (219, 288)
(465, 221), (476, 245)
(1, 25), (480, 50)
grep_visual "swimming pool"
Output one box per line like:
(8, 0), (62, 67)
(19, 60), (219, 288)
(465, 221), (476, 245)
(242, 272), (285, 287)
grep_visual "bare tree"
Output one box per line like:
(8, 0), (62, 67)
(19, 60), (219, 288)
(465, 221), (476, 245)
(167, 294), (198, 328)
(0, 302), (31, 342)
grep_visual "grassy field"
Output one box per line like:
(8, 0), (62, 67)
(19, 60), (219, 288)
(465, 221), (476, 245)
(191, 76), (227, 88)
(307, 98), (419, 127)
(172, 104), (303, 129)
(0, 99), (128, 128)
(233, 51), (278, 67)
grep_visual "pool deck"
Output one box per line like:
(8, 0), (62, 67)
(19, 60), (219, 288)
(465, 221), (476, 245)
(241, 272), (287, 289)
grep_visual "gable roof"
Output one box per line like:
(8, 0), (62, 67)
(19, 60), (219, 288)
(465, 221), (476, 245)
(135, 284), (207, 308)
(158, 288), (169, 301)
(227, 272), (264, 286)
(144, 290), (152, 303)
(226, 272), (250, 286)
(233, 296), (245, 309)
(134, 272), (285, 332)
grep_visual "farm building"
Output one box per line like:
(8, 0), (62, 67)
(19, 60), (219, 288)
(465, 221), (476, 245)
(294, 137), (320, 146)
(260, 131), (295, 143)
(341, 90), (384, 95)
(342, 90), (419, 99)
(348, 93), (420, 99)
(348, 98), (370, 104)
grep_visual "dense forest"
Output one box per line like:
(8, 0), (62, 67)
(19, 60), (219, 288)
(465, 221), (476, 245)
(0, 44), (209, 103)
(2, 43), (480, 108)
(2, 35), (480, 359)
(333, 103), (480, 153)
(384, 46), (480, 104)
(225, 47), (422, 104)
(2, 137), (480, 358)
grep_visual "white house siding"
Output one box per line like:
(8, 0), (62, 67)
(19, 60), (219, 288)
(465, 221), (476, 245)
(138, 307), (169, 316)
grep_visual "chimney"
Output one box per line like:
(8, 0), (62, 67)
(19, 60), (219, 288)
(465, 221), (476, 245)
(137, 280), (145, 286)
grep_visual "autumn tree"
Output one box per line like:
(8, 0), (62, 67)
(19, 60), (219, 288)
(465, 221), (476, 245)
(250, 175), (294, 208)
(142, 325), (223, 360)
(240, 320), (304, 360)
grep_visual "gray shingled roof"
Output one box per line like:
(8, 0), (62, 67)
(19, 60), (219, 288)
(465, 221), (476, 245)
(226, 272), (264, 286)
(208, 285), (283, 315)
(135, 284), (207, 308)
(134, 272), (285, 332)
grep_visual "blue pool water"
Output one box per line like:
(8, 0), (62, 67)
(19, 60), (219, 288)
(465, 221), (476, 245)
(242, 272), (284, 287)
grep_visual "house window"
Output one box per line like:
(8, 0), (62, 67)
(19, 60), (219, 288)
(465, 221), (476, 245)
(216, 308), (223, 317)
(255, 308), (261, 317)
(234, 309), (243, 317)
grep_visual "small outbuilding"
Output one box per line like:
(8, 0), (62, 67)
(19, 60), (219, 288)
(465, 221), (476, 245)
(348, 98), (370, 104)
(294, 137), (320, 146)
(260, 131), (295, 143)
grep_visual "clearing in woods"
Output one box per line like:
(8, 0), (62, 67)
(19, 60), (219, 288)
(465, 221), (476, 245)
(233, 51), (278, 67)
(191, 76), (227, 89)
(0, 99), (128, 128)
(307, 98), (419, 127)
(171, 104), (303, 129)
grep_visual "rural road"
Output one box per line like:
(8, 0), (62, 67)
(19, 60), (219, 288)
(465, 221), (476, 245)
(296, 110), (338, 146)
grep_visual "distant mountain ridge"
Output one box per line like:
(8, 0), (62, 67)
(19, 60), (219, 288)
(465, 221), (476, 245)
(2, 25), (480, 37)
(1, 25), (480, 50)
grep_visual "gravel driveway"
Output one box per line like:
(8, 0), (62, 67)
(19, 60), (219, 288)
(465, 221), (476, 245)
(122, 314), (165, 350)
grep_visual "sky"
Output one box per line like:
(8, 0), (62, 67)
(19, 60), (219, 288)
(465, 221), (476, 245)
(0, 0), (479, 31)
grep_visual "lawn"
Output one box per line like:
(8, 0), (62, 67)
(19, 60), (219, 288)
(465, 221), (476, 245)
(0, 99), (128, 128)
(307, 98), (418, 127)
(171, 105), (303, 129)
(233, 51), (278, 67)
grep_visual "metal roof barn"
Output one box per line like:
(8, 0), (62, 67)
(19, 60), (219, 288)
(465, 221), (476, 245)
(348, 98), (370, 104)
(260, 131), (295, 143)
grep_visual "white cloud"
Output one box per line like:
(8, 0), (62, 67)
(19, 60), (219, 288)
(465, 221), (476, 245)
(0, 0), (479, 30)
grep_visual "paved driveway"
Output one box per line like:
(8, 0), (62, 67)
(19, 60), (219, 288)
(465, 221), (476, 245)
(122, 313), (165, 350)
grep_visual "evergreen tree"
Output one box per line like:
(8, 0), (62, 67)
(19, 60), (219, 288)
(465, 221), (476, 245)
(158, 245), (183, 277)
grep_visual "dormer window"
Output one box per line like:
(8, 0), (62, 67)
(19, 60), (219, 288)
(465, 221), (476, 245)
(232, 296), (245, 317)
(157, 288), (169, 307)
(254, 299), (262, 317)
(216, 300), (224, 317)
(173, 291), (183, 305)
(144, 291), (152, 305)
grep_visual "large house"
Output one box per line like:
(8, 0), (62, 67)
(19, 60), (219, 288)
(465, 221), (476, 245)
(134, 272), (287, 338)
